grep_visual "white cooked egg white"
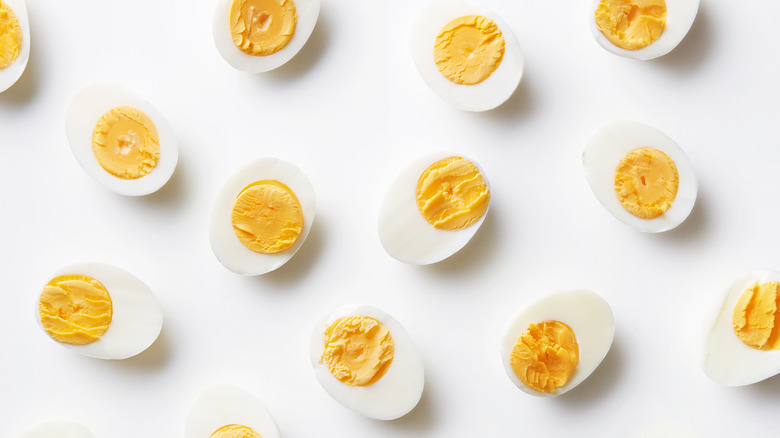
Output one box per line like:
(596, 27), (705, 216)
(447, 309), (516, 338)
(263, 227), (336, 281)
(0, 0), (29, 93)
(186, 385), (280, 438)
(213, 0), (320, 73)
(501, 289), (614, 397)
(36, 262), (164, 360)
(583, 120), (697, 233)
(20, 421), (95, 438)
(65, 83), (179, 196)
(640, 420), (699, 438)
(411, 0), (524, 112)
(310, 304), (425, 420)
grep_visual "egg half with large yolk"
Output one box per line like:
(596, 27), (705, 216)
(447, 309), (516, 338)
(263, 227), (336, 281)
(187, 385), (280, 438)
(0, 0), (29, 93)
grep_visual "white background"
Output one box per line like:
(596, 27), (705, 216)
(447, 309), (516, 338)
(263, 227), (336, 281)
(2, 0), (780, 436)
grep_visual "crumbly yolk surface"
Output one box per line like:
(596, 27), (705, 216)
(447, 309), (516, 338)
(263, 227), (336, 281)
(0, 0), (21, 69)
(416, 156), (490, 230)
(614, 147), (678, 219)
(210, 424), (263, 438)
(434, 15), (505, 85)
(595, 0), (667, 50)
(92, 106), (160, 180)
(230, 0), (296, 56)
(232, 179), (303, 254)
(733, 282), (780, 350)
(510, 320), (579, 393)
(321, 316), (394, 387)
(39, 275), (113, 345)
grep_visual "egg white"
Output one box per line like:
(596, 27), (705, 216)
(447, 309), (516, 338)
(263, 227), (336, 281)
(186, 385), (280, 438)
(0, 0), (30, 93)
(20, 420), (95, 438)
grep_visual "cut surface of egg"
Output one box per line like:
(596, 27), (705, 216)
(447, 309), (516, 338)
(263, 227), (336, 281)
(701, 270), (780, 386)
(37, 262), (163, 360)
(411, 1), (524, 111)
(0, 0), (29, 93)
(213, 0), (321, 73)
(65, 84), (179, 196)
(20, 420), (95, 438)
(186, 385), (280, 438)
(378, 152), (490, 265)
(310, 304), (424, 420)
(590, 0), (700, 60)
(501, 289), (614, 397)
(210, 157), (316, 275)
(583, 120), (697, 233)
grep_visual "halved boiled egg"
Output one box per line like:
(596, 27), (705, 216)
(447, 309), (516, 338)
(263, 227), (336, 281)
(0, 0), (29, 93)
(186, 385), (280, 438)
(20, 421), (95, 438)
(36, 262), (163, 360)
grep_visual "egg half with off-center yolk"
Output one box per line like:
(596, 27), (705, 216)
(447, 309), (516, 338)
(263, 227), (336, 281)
(186, 385), (280, 438)
(20, 421), (96, 438)
(0, 0), (29, 93)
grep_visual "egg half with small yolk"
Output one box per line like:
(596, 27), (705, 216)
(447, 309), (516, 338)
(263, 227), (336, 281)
(186, 385), (280, 438)
(0, 0), (29, 93)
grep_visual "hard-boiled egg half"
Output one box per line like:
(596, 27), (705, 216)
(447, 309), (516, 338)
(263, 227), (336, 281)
(411, 1), (523, 111)
(501, 289), (614, 397)
(20, 421), (95, 438)
(213, 0), (320, 73)
(0, 0), (29, 93)
(378, 153), (490, 265)
(583, 120), (697, 233)
(65, 84), (178, 196)
(210, 158), (316, 275)
(310, 305), (425, 420)
(187, 386), (280, 438)
(590, 0), (700, 60)
(36, 262), (163, 360)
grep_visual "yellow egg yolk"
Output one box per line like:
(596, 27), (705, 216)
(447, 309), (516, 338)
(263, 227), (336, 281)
(614, 147), (679, 219)
(0, 0), (21, 70)
(416, 156), (490, 230)
(231, 179), (303, 254)
(210, 424), (262, 438)
(320, 316), (394, 387)
(92, 106), (160, 180)
(39, 275), (113, 345)
(230, 0), (296, 56)
(434, 15), (505, 85)
(595, 0), (667, 50)
(510, 320), (579, 393)
(733, 282), (780, 350)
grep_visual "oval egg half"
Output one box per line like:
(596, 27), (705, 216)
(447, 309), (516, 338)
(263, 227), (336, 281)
(186, 385), (280, 438)
(0, 0), (30, 93)
(20, 421), (95, 438)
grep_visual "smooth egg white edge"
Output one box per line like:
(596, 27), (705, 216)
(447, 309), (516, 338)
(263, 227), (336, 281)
(0, 0), (30, 93)
(19, 420), (96, 438)
(186, 385), (281, 438)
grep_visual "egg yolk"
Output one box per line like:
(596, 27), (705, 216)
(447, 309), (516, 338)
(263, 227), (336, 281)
(595, 0), (667, 50)
(39, 275), (113, 345)
(614, 147), (679, 219)
(320, 316), (394, 387)
(433, 15), (505, 85)
(0, 0), (21, 70)
(230, 0), (296, 57)
(733, 282), (780, 351)
(510, 320), (579, 393)
(416, 156), (490, 230)
(92, 106), (161, 180)
(211, 424), (262, 438)
(232, 179), (303, 254)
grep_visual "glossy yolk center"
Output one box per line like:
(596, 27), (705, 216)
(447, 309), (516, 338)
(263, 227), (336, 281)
(39, 275), (113, 345)
(92, 106), (160, 180)
(210, 424), (263, 438)
(0, 0), (21, 69)
(434, 15), (505, 85)
(733, 282), (780, 350)
(230, 0), (296, 56)
(595, 0), (667, 50)
(231, 179), (303, 254)
(614, 147), (678, 219)
(416, 156), (490, 230)
(320, 316), (394, 387)
(510, 320), (579, 393)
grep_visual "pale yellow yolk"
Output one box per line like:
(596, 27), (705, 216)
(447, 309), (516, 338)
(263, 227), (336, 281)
(416, 156), (490, 230)
(230, 0), (296, 56)
(510, 320), (579, 393)
(39, 275), (113, 345)
(210, 424), (262, 438)
(434, 15), (505, 85)
(614, 147), (679, 219)
(92, 106), (160, 180)
(231, 179), (303, 254)
(320, 316), (394, 387)
(595, 0), (667, 50)
(733, 282), (780, 351)
(0, 0), (21, 69)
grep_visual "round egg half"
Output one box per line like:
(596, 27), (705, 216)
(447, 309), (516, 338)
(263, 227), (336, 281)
(590, 0), (700, 60)
(65, 84), (178, 196)
(500, 289), (614, 397)
(378, 152), (490, 265)
(0, 0), (29, 93)
(213, 0), (320, 73)
(20, 421), (95, 438)
(186, 385), (280, 438)
(36, 262), (163, 360)
(583, 120), (697, 233)
(310, 304), (425, 420)
(411, 1), (524, 112)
